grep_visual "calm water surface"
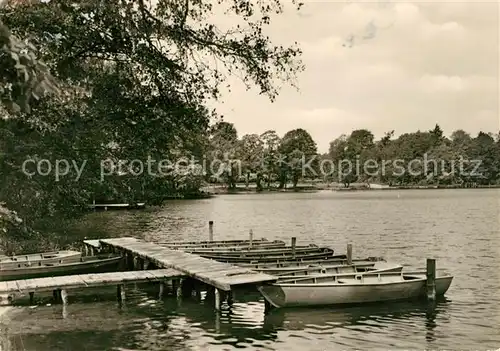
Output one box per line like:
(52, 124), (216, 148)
(1, 189), (499, 350)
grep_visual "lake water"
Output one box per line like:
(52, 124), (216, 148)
(1, 189), (499, 350)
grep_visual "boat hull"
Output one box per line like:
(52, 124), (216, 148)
(202, 248), (335, 263)
(0, 255), (123, 281)
(258, 274), (453, 308)
(0, 251), (82, 270)
(185, 245), (321, 256)
(237, 256), (385, 269)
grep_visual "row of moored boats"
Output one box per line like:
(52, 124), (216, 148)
(1, 238), (453, 309)
(158, 238), (454, 308)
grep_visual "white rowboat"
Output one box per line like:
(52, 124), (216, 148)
(258, 270), (453, 308)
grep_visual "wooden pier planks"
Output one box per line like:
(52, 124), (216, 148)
(0, 269), (184, 296)
(99, 237), (278, 291)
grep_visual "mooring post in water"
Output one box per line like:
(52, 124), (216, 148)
(208, 221), (214, 242)
(214, 288), (221, 311)
(29, 292), (34, 305)
(249, 229), (254, 248)
(347, 243), (353, 265)
(291, 237), (297, 259)
(426, 258), (436, 300)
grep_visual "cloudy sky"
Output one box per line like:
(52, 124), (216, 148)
(209, 1), (499, 153)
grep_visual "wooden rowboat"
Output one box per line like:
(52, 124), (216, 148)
(158, 239), (282, 248)
(164, 241), (287, 251)
(0, 254), (123, 281)
(188, 246), (325, 257)
(269, 261), (403, 278)
(234, 255), (385, 269)
(0, 250), (82, 270)
(258, 270), (453, 308)
(200, 248), (334, 263)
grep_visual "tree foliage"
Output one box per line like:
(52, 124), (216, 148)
(0, 0), (304, 247)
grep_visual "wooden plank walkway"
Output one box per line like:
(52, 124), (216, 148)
(0, 269), (184, 296)
(99, 237), (278, 291)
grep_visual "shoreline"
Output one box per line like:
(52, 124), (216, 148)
(203, 184), (500, 195)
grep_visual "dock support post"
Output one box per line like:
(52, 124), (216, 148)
(194, 284), (202, 301)
(84, 245), (89, 257)
(176, 279), (183, 299)
(118, 253), (127, 271)
(249, 229), (253, 248)
(208, 221), (214, 241)
(52, 289), (61, 303)
(171, 279), (178, 296)
(227, 290), (234, 306)
(134, 256), (143, 270)
(126, 253), (134, 270)
(347, 243), (353, 265)
(143, 259), (150, 270)
(29, 292), (34, 305)
(426, 258), (436, 301)
(264, 300), (273, 314)
(61, 289), (68, 305)
(291, 237), (297, 259)
(117, 284), (126, 303)
(159, 282), (166, 299)
(181, 279), (195, 297)
(214, 288), (221, 311)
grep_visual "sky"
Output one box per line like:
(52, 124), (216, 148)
(208, 0), (499, 153)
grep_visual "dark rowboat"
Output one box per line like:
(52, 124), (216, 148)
(186, 245), (325, 257)
(168, 242), (288, 251)
(0, 254), (123, 281)
(235, 255), (385, 269)
(200, 248), (335, 263)
(158, 239), (285, 249)
(0, 250), (82, 270)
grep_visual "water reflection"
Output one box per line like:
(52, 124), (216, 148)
(1, 190), (499, 350)
(263, 297), (450, 331)
(0, 285), (455, 351)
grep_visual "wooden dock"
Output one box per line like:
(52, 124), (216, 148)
(0, 269), (184, 305)
(87, 202), (146, 210)
(98, 237), (278, 292)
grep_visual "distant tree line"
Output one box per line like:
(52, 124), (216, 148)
(0, 0), (497, 252)
(205, 122), (500, 190)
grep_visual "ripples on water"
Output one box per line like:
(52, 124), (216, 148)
(1, 189), (499, 350)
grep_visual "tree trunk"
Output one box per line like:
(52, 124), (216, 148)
(293, 174), (299, 189)
(256, 173), (263, 192)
